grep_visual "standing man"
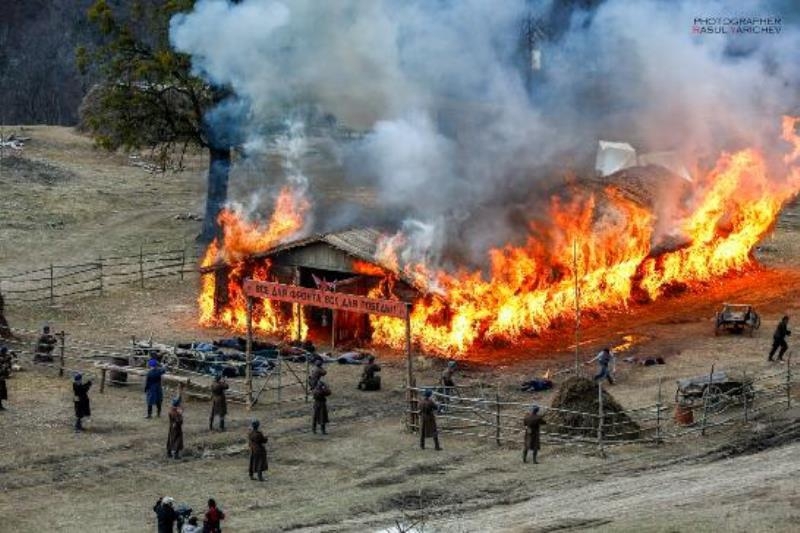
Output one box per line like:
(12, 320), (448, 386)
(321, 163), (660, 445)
(440, 361), (457, 394)
(308, 358), (326, 390)
(209, 374), (228, 431)
(357, 354), (381, 391)
(203, 498), (225, 532)
(312, 379), (331, 435)
(144, 358), (167, 418)
(419, 389), (442, 450)
(768, 315), (791, 362)
(587, 347), (615, 385)
(72, 373), (92, 432)
(153, 496), (178, 533)
(0, 346), (11, 410)
(35, 325), (57, 363)
(248, 419), (268, 481)
(167, 397), (184, 460)
(523, 404), (546, 464)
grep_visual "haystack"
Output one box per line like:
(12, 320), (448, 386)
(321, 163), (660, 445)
(546, 376), (640, 441)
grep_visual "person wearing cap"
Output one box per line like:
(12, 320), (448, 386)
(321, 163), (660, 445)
(248, 419), (268, 481)
(167, 397), (184, 460)
(34, 325), (57, 363)
(0, 346), (11, 410)
(357, 354), (381, 391)
(419, 388), (442, 450)
(209, 374), (228, 432)
(144, 358), (167, 418)
(72, 373), (92, 432)
(312, 379), (331, 435)
(154, 496), (179, 533)
(523, 404), (546, 464)
(308, 358), (326, 390)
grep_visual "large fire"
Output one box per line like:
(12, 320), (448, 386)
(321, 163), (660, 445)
(199, 118), (800, 356)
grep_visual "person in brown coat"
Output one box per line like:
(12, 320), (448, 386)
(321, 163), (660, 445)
(419, 388), (442, 450)
(248, 419), (268, 481)
(357, 355), (381, 391)
(209, 374), (228, 431)
(312, 379), (331, 434)
(0, 346), (11, 410)
(308, 358), (326, 390)
(167, 397), (184, 459)
(523, 404), (546, 464)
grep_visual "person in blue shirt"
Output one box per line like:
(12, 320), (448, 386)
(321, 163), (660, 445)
(144, 358), (167, 418)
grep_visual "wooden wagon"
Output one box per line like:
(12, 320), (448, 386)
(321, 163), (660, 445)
(675, 371), (753, 413)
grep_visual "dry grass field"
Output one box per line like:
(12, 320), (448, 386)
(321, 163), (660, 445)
(1, 127), (800, 532)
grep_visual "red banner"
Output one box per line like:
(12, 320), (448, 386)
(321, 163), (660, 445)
(244, 279), (409, 319)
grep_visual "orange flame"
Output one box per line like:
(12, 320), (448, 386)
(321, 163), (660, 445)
(198, 186), (310, 337)
(198, 118), (800, 356)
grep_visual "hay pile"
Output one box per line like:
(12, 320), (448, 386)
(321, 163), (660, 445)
(546, 376), (640, 441)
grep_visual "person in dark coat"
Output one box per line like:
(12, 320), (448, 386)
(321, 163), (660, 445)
(768, 315), (791, 362)
(0, 346), (11, 410)
(72, 373), (92, 432)
(209, 374), (228, 431)
(308, 359), (326, 390)
(145, 358), (167, 418)
(35, 325), (57, 363)
(154, 496), (178, 533)
(248, 419), (268, 481)
(167, 397), (184, 459)
(419, 388), (442, 450)
(203, 498), (225, 532)
(357, 355), (381, 391)
(312, 380), (331, 434)
(523, 404), (546, 464)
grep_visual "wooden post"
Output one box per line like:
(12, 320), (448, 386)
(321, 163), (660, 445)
(743, 369), (749, 423)
(405, 303), (415, 431)
(656, 375), (662, 443)
(49, 263), (54, 304)
(100, 368), (107, 393)
(701, 364), (714, 436)
(58, 330), (66, 377)
(98, 256), (104, 296)
(305, 355), (310, 403)
(179, 246), (186, 281)
(294, 267), (302, 341)
(786, 351), (792, 409)
(331, 285), (336, 352)
(597, 381), (604, 454)
(495, 385), (501, 446)
(139, 244), (145, 288)
(245, 297), (253, 411)
(573, 240), (581, 376)
(277, 354), (282, 411)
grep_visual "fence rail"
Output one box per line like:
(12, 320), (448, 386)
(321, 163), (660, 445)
(1, 243), (201, 303)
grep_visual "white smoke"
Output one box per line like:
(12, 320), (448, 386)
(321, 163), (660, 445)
(171, 0), (800, 268)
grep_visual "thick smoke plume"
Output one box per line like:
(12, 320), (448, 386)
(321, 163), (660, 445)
(171, 0), (800, 268)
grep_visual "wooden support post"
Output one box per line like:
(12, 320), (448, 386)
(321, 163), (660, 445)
(294, 267), (302, 341)
(305, 355), (310, 403)
(139, 244), (145, 288)
(597, 381), (604, 455)
(245, 297), (253, 411)
(179, 246), (186, 281)
(58, 330), (66, 377)
(98, 256), (104, 296)
(405, 303), (415, 431)
(701, 364), (714, 436)
(573, 240), (580, 375)
(331, 286), (336, 352)
(277, 355), (282, 411)
(100, 368), (107, 393)
(49, 263), (54, 304)
(656, 375), (662, 443)
(786, 351), (792, 409)
(743, 369), (749, 423)
(495, 385), (501, 446)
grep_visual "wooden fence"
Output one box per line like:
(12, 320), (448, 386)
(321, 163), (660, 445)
(0, 244), (201, 303)
(407, 355), (797, 451)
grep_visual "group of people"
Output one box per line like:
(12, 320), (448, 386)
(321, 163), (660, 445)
(154, 496), (225, 533)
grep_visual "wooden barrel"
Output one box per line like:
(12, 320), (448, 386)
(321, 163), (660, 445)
(674, 403), (694, 425)
(109, 356), (129, 385)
